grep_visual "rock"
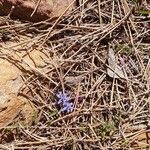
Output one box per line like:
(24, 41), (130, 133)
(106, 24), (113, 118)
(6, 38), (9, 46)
(22, 49), (49, 68)
(17, 96), (38, 126)
(0, 39), (49, 127)
(0, 95), (37, 128)
(0, 58), (38, 127)
(0, 59), (22, 104)
(0, 0), (74, 22)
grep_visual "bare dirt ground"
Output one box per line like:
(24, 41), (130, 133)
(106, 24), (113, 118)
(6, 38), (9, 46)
(0, 0), (149, 149)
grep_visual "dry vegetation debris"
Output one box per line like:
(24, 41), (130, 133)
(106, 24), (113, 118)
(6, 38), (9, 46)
(0, 0), (150, 149)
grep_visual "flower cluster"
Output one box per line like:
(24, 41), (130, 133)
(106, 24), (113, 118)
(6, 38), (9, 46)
(56, 91), (73, 113)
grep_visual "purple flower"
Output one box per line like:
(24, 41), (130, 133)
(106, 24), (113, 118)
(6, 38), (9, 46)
(118, 54), (139, 73)
(118, 55), (128, 67)
(57, 92), (70, 104)
(62, 102), (73, 113)
(56, 91), (73, 113)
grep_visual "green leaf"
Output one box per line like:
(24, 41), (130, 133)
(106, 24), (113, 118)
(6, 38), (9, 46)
(49, 110), (58, 117)
(138, 10), (150, 15)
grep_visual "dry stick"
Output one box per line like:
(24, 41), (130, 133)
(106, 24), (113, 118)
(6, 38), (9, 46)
(7, 5), (15, 18)
(7, 34), (44, 49)
(86, 76), (108, 112)
(123, 97), (150, 134)
(60, 0), (90, 23)
(95, 9), (132, 44)
(110, 0), (115, 38)
(79, 0), (85, 24)
(49, 108), (105, 126)
(81, 23), (111, 40)
(15, 138), (72, 146)
(50, 110), (81, 125)
(0, 23), (28, 30)
(19, 123), (48, 142)
(74, 81), (81, 112)
(30, 0), (41, 17)
(2, 16), (85, 49)
(127, 23), (145, 72)
(24, 62), (58, 86)
(51, 0), (111, 58)
(58, 23), (99, 30)
(142, 59), (150, 81)
(1, 124), (100, 130)
(117, 0), (123, 20)
(111, 0), (115, 22)
(97, 0), (103, 28)
(62, 120), (77, 146)
(129, 97), (150, 122)
(86, 73), (106, 99)
(110, 77), (115, 108)
(41, 0), (76, 46)
(122, 0), (138, 35)
(88, 124), (103, 148)
(30, 85), (51, 109)
(54, 64), (65, 93)
(79, 8), (131, 49)
(19, 74), (35, 93)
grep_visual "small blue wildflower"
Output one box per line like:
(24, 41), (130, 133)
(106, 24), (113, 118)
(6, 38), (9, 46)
(62, 102), (73, 113)
(56, 91), (73, 113)
(57, 92), (70, 104)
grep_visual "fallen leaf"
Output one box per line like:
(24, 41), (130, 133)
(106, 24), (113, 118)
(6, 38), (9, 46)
(107, 48), (125, 79)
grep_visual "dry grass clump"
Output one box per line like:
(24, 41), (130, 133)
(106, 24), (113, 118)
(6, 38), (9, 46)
(0, 0), (150, 149)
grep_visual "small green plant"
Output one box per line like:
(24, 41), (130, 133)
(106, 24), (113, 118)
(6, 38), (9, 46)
(116, 44), (132, 55)
(30, 109), (38, 124)
(98, 121), (116, 139)
(138, 10), (150, 15)
(121, 139), (130, 147)
(49, 109), (59, 118)
(79, 123), (89, 132)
